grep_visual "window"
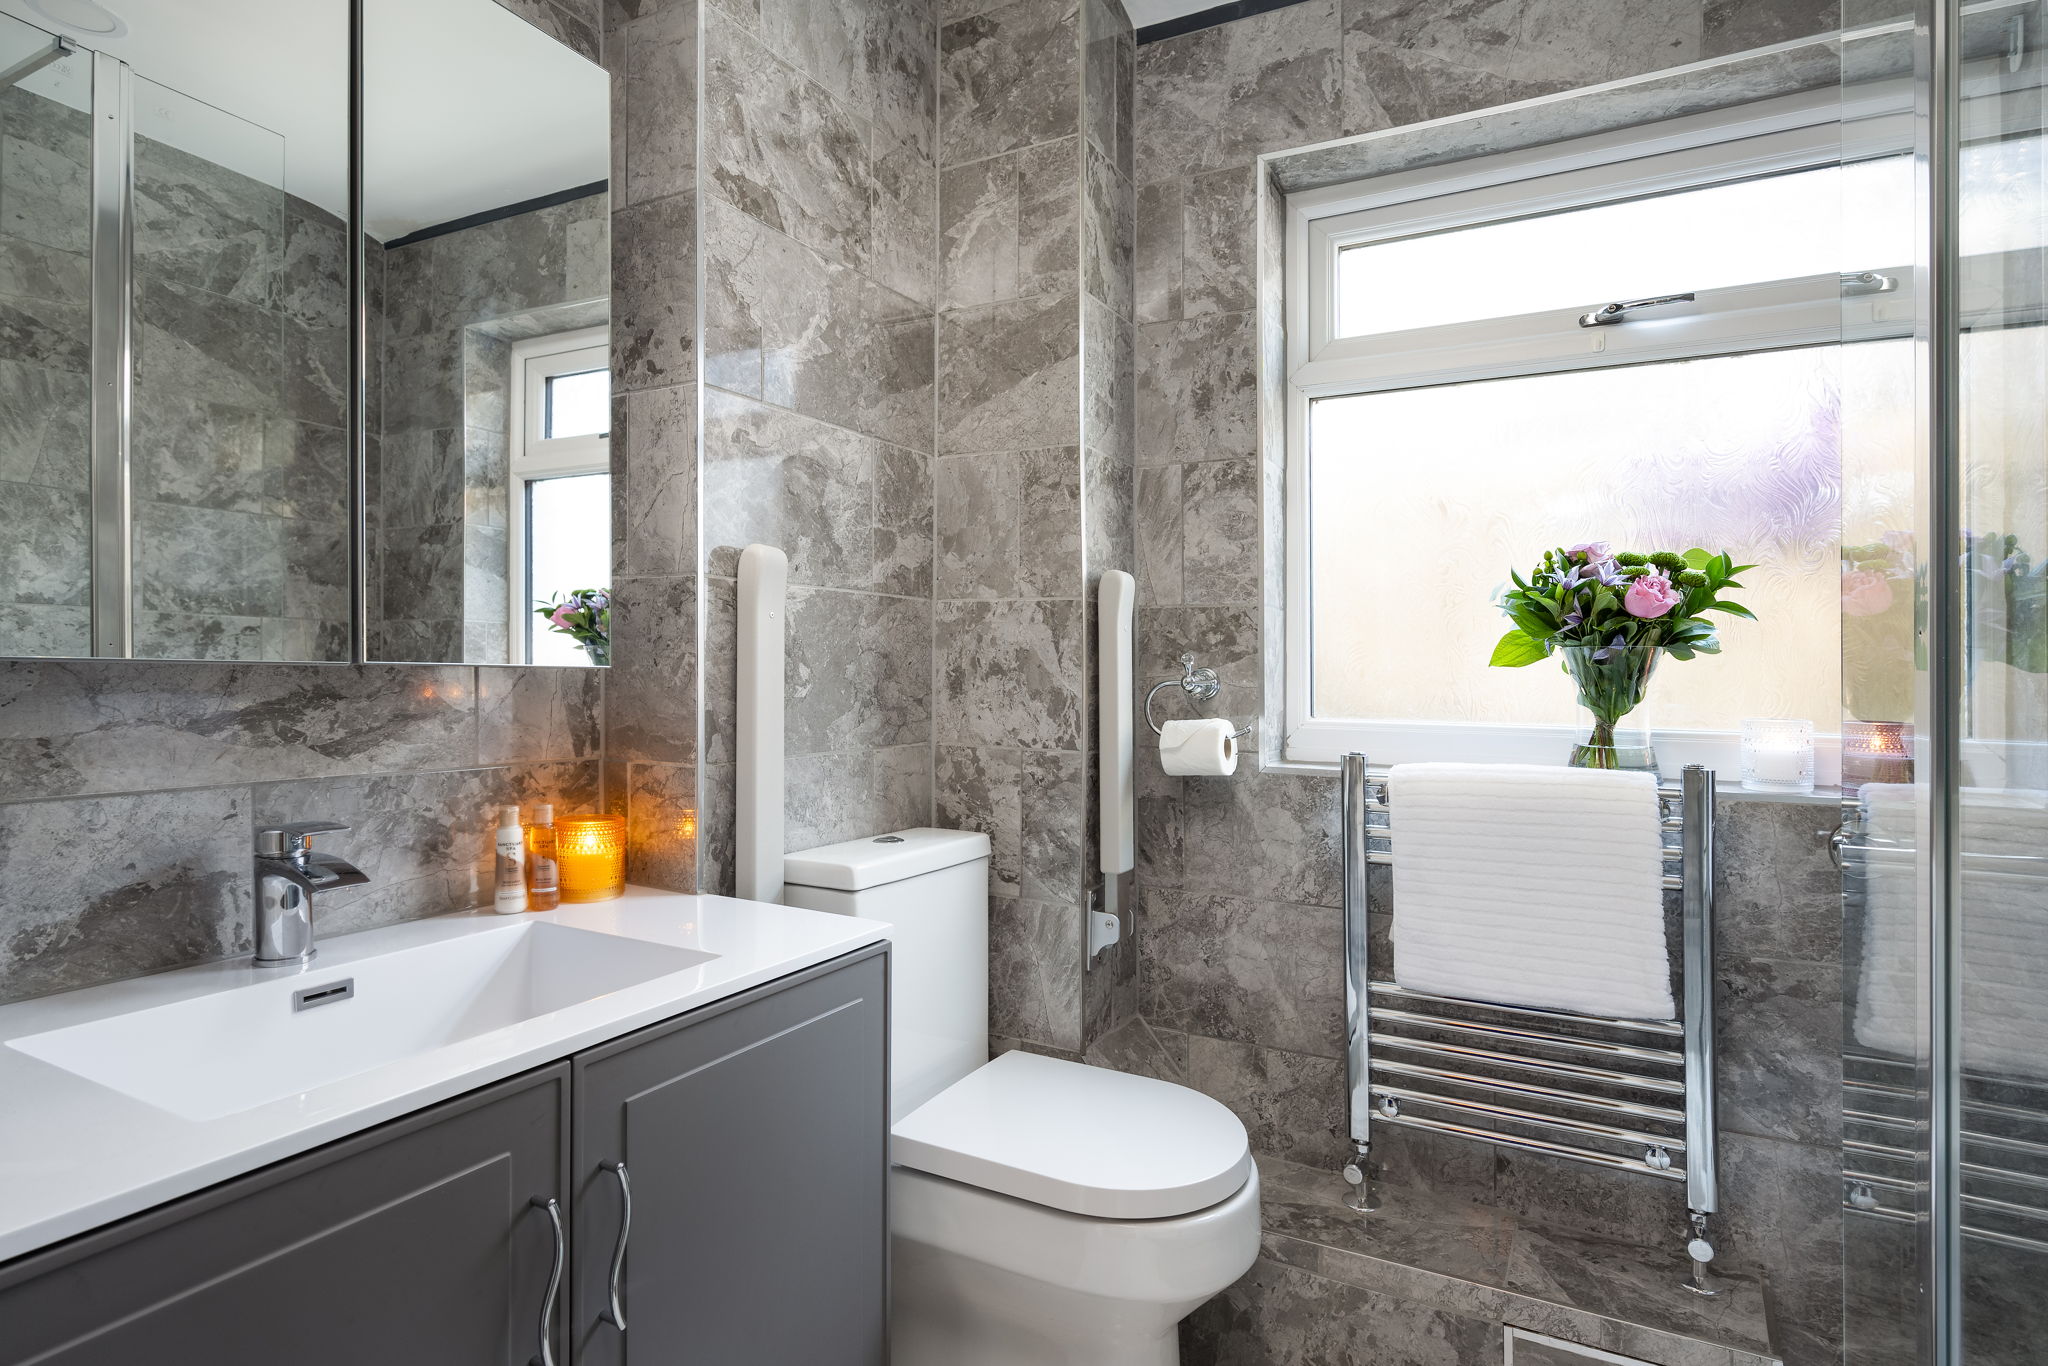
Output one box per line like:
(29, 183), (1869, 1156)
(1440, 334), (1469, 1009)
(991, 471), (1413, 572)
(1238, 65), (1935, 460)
(509, 328), (611, 666)
(1283, 92), (1917, 773)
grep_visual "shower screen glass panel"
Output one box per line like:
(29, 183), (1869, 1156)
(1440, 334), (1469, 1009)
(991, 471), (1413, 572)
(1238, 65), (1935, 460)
(0, 14), (93, 659)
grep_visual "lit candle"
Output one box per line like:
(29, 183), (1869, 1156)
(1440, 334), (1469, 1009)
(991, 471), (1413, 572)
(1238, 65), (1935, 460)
(556, 814), (626, 902)
(1742, 719), (1815, 794)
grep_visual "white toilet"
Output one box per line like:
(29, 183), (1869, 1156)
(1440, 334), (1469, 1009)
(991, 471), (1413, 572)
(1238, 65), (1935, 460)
(783, 828), (1261, 1366)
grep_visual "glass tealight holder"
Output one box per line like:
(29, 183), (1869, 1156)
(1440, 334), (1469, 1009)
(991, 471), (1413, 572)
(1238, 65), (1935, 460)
(1741, 718), (1815, 794)
(556, 814), (626, 902)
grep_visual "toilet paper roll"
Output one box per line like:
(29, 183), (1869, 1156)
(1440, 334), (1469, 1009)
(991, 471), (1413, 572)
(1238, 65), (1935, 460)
(1158, 718), (1239, 776)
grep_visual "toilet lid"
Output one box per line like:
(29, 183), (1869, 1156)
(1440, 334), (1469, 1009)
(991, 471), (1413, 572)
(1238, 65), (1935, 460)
(890, 1051), (1253, 1219)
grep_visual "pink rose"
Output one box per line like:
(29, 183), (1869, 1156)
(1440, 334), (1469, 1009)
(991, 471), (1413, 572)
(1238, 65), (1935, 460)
(1568, 541), (1613, 562)
(1623, 573), (1682, 619)
(1841, 569), (1895, 618)
(550, 604), (578, 628)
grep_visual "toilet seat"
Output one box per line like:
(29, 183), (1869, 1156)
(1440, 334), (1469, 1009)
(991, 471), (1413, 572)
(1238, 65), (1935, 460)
(891, 1051), (1252, 1219)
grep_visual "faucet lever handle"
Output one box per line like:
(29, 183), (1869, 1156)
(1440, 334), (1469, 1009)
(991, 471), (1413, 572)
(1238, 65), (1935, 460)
(256, 820), (351, 859)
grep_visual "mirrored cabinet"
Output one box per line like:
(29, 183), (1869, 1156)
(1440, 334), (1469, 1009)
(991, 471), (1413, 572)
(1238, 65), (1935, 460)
(0, 0), (610, 668)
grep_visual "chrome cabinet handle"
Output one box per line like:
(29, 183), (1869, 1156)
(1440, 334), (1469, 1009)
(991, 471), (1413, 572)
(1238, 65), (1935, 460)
(531, 1196), (564, 1366)
(601, 1161), (632, 1332)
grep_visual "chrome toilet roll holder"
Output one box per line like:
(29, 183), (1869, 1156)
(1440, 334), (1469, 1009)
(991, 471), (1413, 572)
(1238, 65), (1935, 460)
(1145, 654), (1256, 740)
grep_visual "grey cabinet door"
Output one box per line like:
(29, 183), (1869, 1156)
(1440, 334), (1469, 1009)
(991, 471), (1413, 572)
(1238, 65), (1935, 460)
(0, 1064), (571, 1366)
(570, 947), (889, 1366)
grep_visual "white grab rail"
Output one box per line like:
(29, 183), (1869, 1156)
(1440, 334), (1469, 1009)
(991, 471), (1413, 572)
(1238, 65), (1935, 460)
(1093, 570), (1135, 960)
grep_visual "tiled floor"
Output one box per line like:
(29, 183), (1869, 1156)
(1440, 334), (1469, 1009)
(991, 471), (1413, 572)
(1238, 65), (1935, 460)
(1184, 1157), (1780, 1366)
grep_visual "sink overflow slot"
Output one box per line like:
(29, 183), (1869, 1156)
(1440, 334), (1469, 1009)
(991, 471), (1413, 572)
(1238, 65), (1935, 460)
(293, 979), (355, 1012)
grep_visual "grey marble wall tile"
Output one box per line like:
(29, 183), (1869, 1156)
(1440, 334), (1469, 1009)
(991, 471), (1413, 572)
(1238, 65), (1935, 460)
(0, 787), (250, 1005)
(478, 666), (604, 764)
(1706, 0), (1836, 59)
(602, 574), (699, 765)
(869, 140), (938, 310)
(1081, 0), (1134, 178)
(702, 387), (931, 595)
(935, 743), (1024, 893)
(0, 358), (89, 488)
(1135, 0), (1343, 176)
(1085, 1012), (1186, 1083)
(1082, 145), (1134, 321)
(1166, 1027), (1347, 1166)
(940, 0), (1080, 168)
(281, 208), (349, 332)
(1082, 294), (1135, 472)
(380, 429), (465, 527)
(1134, 178), (1183, 324)
(1019, 747), (1084, 904)
(0, 481), (87, 607)
(703, 200), (933, 450)
(0, 603), (88, 657)
(938, 292), (1080, 455)
(1176, 766), (1341, 908)
(133, 612), (267, 662)
(939, 138), (1078, 311)
(134, 275), (284, 418)
(936, 446), (1081, 599)
(1139, 601), (1260, 694)
(695, 759), (735, 895)
(990, 892), (1084, 1053)
(1135, 761), (1184, 885)
(612, 194), (697, 392)
(1137, 311), (1256, 465)
(618, 0), (697, 207)
(1140, 887), (1344, 1057)
(868, 0), (941, 160)
(0, 232), (90, 308)
(935, 598), (1084, 751)
(1715, 1131), (1842, 1362)
(1181, 453), (1260, 604)
(610, 385), (700, 581)
(1135, 462), (1185, 605)
(785, 743), (934, 849)
(1716, 794), (1842, 964)
(377, 524), (463, 623)
(704, 11), (874, 270)
(265, 418), (350, 524)
(785, 587), (931, 755)
(1083, 441), (1134, 586)
(1717, 954), (1842, 1145)
(1503, 1224), (1775, 1359)
(133, 137), (283, 311)
(1339, 0), (1704, 133)
(1182, 165), (1256, 318)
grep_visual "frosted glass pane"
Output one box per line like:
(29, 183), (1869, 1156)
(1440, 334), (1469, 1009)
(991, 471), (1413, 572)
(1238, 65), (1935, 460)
(1308, 345), (1858, 731)
(1337, 162), (1908, 337)
(546, 369), (610, 439)
(528, 473), (610, 667)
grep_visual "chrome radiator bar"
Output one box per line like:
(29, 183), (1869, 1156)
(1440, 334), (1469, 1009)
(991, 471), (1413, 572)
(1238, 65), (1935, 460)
(1339, 754), (1720, 1293)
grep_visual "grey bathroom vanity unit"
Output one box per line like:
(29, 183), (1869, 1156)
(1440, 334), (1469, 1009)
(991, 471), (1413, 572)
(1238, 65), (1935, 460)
(0, 897), (890, 1366)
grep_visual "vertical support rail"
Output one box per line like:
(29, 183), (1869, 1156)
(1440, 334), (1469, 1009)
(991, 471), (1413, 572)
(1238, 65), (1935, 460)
(1340, 753), (1377, 1211)
(1092, 570), (1135, 962)
(736, 544), (787, 903)
(1680, 762), (1720, 1294)
(87, 50), (133, 658)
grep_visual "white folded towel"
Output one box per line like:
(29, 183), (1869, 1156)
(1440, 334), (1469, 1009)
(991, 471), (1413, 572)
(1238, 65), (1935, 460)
(1853, 782), (2048, 1079)
(1389, 762), (1674, 1020)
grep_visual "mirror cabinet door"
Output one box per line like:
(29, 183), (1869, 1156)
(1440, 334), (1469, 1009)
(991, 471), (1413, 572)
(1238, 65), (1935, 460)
(364, 0), (609, 667)
(0, 0), (607, 667)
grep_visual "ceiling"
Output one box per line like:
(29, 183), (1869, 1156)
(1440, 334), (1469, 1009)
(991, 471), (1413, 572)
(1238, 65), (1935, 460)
(0, 0), (607, 240)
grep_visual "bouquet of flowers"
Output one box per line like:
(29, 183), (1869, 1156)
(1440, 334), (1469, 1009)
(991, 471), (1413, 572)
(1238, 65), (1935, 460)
(536, 587), (611, 666)
(1490, 542), (1755, 767)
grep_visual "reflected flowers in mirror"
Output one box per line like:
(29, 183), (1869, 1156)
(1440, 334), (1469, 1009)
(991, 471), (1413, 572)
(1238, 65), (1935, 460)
(537, 587), (611, 667)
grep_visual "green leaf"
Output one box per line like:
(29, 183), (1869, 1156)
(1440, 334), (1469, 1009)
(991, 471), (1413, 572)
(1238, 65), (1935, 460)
(1488, 630), (1552, 668)
(1711, 601), (1757, 620)
(1682, 547), (1714, 570)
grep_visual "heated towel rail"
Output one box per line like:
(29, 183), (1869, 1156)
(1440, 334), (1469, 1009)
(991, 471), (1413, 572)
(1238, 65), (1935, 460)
(1339, 753), (1721, 1293)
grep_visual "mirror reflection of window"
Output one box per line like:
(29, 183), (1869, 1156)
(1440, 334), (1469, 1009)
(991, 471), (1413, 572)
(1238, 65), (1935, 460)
(511, 331), (610, 667)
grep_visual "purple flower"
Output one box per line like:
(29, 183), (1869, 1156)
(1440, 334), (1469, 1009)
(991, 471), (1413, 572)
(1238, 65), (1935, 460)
(1567, 541), (1613, 563)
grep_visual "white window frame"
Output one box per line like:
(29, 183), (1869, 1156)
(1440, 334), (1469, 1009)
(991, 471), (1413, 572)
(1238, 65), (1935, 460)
(1279, 87), (1916, 777)
(507, 326), (610, 664)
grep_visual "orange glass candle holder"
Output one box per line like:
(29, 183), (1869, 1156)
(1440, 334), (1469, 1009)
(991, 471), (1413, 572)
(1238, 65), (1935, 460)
(556, 814), (626, 902)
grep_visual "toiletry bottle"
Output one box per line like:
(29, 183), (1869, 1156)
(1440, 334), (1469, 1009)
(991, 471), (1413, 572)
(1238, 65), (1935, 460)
(525, 803), (560, 911)
(494, 805), (528, 913)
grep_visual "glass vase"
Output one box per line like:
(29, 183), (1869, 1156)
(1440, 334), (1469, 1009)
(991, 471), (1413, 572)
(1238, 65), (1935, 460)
(1558, 644), (1662, 772)
(582, 638), (610, 667)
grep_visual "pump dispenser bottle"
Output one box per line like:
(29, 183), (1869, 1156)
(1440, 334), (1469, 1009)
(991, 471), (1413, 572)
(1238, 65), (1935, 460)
(494, 805), (528, 913)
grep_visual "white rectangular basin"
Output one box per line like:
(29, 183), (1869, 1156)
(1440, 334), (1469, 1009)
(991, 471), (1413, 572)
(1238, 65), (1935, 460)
(8, 921), (715, 1121)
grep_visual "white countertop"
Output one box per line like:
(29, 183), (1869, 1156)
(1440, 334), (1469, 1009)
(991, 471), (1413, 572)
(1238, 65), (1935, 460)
(0, 888), (889, 1264)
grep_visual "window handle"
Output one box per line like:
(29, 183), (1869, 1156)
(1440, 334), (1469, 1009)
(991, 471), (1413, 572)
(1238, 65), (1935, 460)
(1578, 292), (1696, 327)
